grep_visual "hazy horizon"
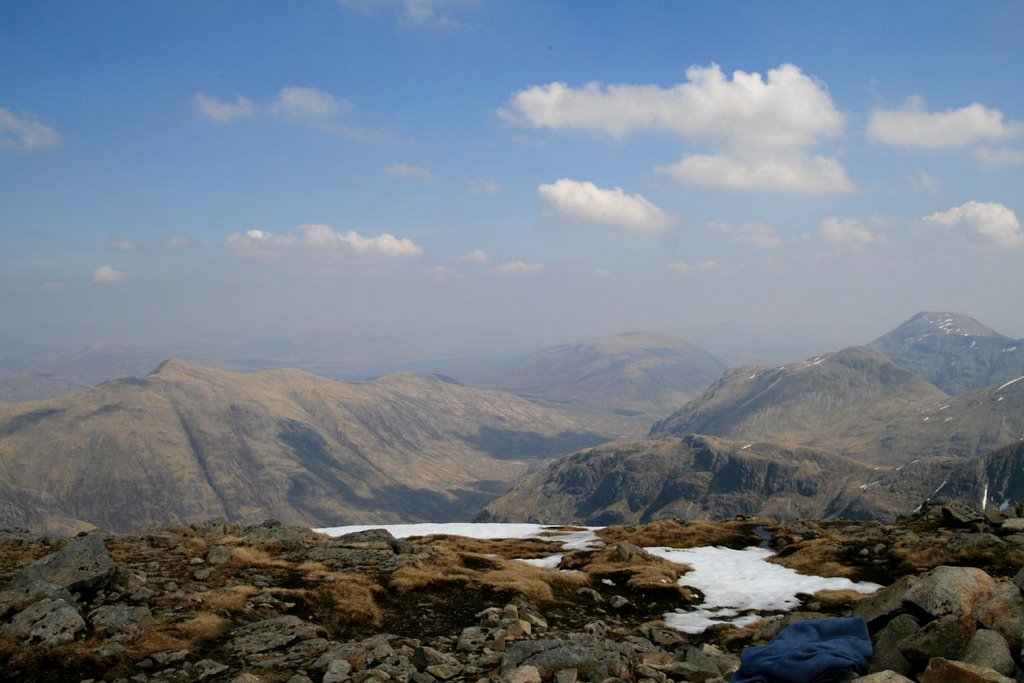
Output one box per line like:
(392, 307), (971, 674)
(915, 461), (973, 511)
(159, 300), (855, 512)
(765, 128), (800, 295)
(3, 2), (1022, 367)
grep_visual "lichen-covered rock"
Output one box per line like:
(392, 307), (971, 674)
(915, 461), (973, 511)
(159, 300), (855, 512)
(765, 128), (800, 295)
(226, 615), (318, 657)
(918, 657), (1015, 683)
(962, 629), (1015, 677)
(3, 597), (85, 647)
(898, 613), (975, 666)
(89, 603), (153, 640)
(973, 581), (1024, 648)
(902, 566), (997, 618)
(869, 613), (919, 676)
(10, 533), (113, 593)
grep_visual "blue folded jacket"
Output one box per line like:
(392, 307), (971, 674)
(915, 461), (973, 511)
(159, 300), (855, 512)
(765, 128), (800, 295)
(731, 616), (872, 683)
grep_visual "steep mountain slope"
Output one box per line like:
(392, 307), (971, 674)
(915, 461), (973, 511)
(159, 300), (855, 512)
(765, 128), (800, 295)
(0, 359), (609, 533)
(649, 347), (1024, 464)
(869, 311), (1024, 395)
(477, 435), (887, 525)
(452, 332), (726, 434)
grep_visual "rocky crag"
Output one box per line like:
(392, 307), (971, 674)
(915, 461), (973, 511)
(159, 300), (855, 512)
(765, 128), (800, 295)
(3, 507), (1024, 682)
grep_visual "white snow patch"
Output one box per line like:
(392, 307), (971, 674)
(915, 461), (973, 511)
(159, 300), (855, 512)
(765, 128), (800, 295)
(1006, 346), (1018, 352)
(938, 405), (950, 411)
(517, 554), (564, 569)
(970, 340), (977, 349)
(859, 480), (882, 491)
(923, 417), (930, 421)
(742, 444), (752, 450)
(601, 578), (615, 586)
(982, 481), (989, 511)
(646, 546), (879, 634)
(1001, 500), (1012, 511)
(945, 417), (953, 422)
(749, 373), (758, 380)
(995, 376), (1024, 393)
(315, 523), (603, 550)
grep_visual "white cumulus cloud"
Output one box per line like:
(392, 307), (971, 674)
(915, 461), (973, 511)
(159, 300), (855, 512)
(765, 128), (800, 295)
(385, 164), (434, 181)
(658, 153), (853, 194)
(974, 146), (1024, 169)
(819, 217), (884, 250)
(908, 170), (942, 194)
(867, 96), (1023, 150)
(91, 265), (129, 283)
(226, 225), (422, 258)
(496, 261), (544, 274)
(456, 248), (488, 264)
(923, 201), (1023, 249)
(669, 261), (719, 273)
(193, 93), (257, 123)
(0, 107), (62, 150)
(501, 63), (844, 150)
(538, 178), (674, 231)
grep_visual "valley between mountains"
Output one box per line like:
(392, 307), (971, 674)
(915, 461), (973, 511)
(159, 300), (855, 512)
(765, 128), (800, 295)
(0, 311), (1022, 534)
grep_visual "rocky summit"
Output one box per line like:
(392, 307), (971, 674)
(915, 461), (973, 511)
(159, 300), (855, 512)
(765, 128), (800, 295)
(3, 506), (1024, 682)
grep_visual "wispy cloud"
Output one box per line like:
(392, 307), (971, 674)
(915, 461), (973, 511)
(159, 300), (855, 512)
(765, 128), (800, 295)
(109, 239), (141, 251)
(469, 179), (501, 195)
(385, 163), (434, 181)
(908, 170), (942, 194)
(669, 261), (719, 272)
(456, 248), (488, 264)
(163, 234), (197, 249)
(193, 93), (257, 123)
(91, 265), (129, 283)
(269, 86), (351, 121)
(819, 217), (885, 250)
(659, 153), (853, 194)
(226, 224), (424, 258)
(709, 221), (784, 248)
(496, 261), (544, 274)
(974, 146), (1024, 170)
(0, 107), (62, 150)
(538, 178), (674, 231)
(338, 0), (469, 29)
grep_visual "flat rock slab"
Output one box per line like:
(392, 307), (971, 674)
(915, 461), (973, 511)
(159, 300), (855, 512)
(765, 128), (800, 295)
(10, 533), (113, 593)
(226, 615), (318, 657)
(3, 597), (85, 647)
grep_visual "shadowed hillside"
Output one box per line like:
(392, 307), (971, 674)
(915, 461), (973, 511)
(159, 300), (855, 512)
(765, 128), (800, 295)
(0, 359), (609, 533)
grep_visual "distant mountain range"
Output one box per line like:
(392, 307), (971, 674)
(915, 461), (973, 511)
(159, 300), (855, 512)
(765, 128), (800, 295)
(0, 359), (608, 533)
(649, 345), (1024, 464)
(869, 311), (1024, 395)
(450, 332), (726, 434)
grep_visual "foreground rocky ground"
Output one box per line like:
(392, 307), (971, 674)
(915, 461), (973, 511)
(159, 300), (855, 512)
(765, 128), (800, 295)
(2, 504), (1024, 682)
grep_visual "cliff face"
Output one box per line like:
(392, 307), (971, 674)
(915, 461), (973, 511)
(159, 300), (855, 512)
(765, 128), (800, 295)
(478, 435), (892, 525)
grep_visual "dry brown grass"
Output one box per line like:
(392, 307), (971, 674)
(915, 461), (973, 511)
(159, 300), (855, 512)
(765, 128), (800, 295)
(598, 519), (764, 549)
(228, 546), (290, 568)
(180, 536), (208, 556)
(311, 572), (385, 629)
(561, 546), (691, 598)
(172, 612), (232, 641)
(418, 535), (563, 560)
(768, 539), (859, 578)
(197, 585), (260, 612)
(388, 542), (585, 603)
(811, 588), (876, 607)
(131, 622), (190, 657)
(297, 560), (329, 572)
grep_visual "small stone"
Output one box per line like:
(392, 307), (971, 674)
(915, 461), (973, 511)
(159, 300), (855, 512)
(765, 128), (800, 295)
(576, 587), (603, 603)
(194, 659), (229, 680)
(150, 649), (189, 665)
(425, 663), (463, 680)
(93, 642), (127, 659)
(457, 627), (489, 653)
(919, 657), (1015, 682)
(1001, 518), (1024, 533)
(193, 568), (213, 581)
(554, 669), (577, 683)
(501, 666), (541, 683)
(963, 629), (1015, 676)
(206, 546), (231, 565)
(609, 595), (632, 610)
(323, 657), (353, 683)
(857, 673), (915, 682)
(228, 675), (263, 683)
(503, 604), (519, 620)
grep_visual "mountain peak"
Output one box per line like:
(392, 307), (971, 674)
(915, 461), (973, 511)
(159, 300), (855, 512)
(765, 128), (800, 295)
(893, 312), (1003, 340)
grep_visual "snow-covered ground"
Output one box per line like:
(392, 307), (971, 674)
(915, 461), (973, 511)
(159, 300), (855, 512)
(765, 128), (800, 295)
(316, 523), (881, 634)
(316, 522), (603, 551)
(646, 546), (880, 633)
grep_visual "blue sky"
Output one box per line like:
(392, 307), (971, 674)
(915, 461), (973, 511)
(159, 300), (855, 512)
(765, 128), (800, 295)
(2, 1), (1023, 363)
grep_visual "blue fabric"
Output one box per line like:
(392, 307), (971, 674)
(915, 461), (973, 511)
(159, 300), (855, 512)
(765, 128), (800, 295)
(731, 616), (872, 683)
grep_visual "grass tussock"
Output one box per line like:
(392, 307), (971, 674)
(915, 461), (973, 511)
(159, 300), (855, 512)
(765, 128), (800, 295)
(418, 535), (563, 560)
(768, 539), (859, 579)
(562, 546), (691, 598)
(130, 622), (190, 657)
(180, 536), (208, 556)
(598, 519), (764, 549)
(171, 612), (232, 641)
(228, 546), (289, 568)
(311, 572), (384, 629)
(812, 588), (875, 607)
(388, 542), (585, 603)
(197, 585), (260, 612)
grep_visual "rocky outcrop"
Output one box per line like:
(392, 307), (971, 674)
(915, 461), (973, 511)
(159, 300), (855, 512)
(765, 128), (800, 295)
(0, 512), (1023, 681)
